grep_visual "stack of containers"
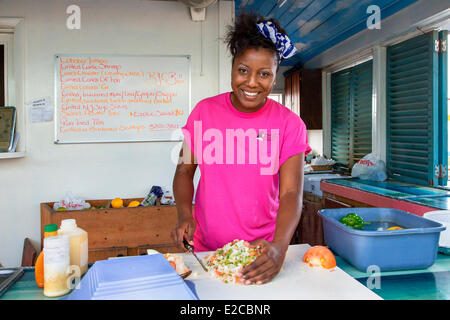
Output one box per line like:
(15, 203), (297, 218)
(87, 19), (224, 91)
(39, 219), (88, 298)
(63, 254), (198, 300)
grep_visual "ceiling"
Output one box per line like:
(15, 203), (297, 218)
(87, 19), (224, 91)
(235, 0), (419, 68)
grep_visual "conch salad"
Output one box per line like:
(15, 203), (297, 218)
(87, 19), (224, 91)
(204, 239), (261, 284)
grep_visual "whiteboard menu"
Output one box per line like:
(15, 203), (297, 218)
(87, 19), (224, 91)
(54, 54), (190, 143)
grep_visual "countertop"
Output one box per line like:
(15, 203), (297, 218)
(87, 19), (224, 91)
(178, 244), (381, 300)
(336, 253), (450, 300)
(1, 244), (381, 300)
(321, 178), (450, 213)
(2, 244), (449, 300)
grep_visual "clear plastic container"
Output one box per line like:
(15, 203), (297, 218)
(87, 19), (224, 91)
(43, 235), (70, 297)
(58, 219), (88, 275)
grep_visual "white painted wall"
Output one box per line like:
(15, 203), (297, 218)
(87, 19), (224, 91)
(0, 0), (234, 267)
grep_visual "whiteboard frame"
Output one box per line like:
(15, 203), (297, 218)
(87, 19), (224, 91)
(53, 54), (191, 144)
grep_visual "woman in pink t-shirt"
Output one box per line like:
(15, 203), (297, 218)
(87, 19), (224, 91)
(171, 12), (311, 285)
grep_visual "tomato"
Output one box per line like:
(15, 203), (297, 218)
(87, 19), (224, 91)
(302, 246), (336, 269)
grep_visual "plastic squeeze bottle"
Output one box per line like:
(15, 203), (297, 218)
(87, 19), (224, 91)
(35, 224), (59, 287)
(58, 219), (88, 275)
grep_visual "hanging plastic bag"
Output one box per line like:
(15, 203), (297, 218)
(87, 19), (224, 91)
(351, 153), (387, 181)
(53, 192), (91, 211)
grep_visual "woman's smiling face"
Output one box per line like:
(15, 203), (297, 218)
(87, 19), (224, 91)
(230, 47), (278, 113)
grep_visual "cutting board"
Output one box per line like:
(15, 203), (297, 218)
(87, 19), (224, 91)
(178, 244), (382, 300)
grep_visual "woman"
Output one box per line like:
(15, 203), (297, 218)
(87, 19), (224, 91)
(171, 12), (311, 285)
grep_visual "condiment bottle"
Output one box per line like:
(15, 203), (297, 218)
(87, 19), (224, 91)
(35, 224), (59, 288)
(44, 224), (59, 238)
(43, 235), (70, 297)
(58, 219), (88, 275)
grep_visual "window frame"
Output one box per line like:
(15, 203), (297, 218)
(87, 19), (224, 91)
(0, 43), (4, 106)
(0, 18), (25, 157)
(328, 59), (374, 171)
(384, 30), (448, 186)
(323, 24), (449, 171)
(323, 52), (378, 161)
(268, 91), (284, 105)
(0, 33), (13, 107)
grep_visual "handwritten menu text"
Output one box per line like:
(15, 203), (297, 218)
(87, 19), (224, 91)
(56, 55), (189, 142)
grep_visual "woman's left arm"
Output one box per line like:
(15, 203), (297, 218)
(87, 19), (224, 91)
(240, 153), (305, 285)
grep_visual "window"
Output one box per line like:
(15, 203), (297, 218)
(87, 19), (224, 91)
(330, 60), (373, 171)
(0, 44), (4, 106)
(268, 92), (283, 104)
(386, 30), (448, 186)
(0, 18), (25, 157)
(0, 33), (13, 108)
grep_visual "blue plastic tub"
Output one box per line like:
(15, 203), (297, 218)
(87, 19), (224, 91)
(318, 208), (446, 272)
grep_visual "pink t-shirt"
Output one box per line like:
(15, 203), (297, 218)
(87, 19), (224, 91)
(182, 92), (311, 251)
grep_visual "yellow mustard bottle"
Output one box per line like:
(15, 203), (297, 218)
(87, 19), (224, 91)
(58, 219), (88, 275)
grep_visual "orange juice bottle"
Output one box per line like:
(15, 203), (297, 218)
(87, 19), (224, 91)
(35, 224), (58, 287)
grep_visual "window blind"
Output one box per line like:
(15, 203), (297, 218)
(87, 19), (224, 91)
(331, 60), (373, 171)
(386, 31), (447, 186)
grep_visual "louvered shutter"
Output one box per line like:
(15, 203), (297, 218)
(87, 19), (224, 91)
(331, 60), (373, 171)
(352, 61), (373, 163)
(331, 69), (351, 170)
(386, 31), (447, 186)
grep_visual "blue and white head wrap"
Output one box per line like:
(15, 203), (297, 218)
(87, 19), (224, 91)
(256, 21), (297, 61)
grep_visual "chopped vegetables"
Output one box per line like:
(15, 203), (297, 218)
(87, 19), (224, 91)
(204, 239), (261, 284)
(339, 213), (370, 230)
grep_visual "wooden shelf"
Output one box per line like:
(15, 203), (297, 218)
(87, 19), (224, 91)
(40, 199), (185, 263)
(0, 151), (25, 159)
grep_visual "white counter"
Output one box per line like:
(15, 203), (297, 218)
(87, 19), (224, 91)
(179, 244), (382, 300)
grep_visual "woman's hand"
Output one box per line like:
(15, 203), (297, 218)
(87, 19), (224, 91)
(238, 153), (303, 285)
(171, 215), (196, 252)
(239, 239), (288, 285)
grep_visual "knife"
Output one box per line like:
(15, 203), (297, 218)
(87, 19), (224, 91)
(183, 238), (208, 272)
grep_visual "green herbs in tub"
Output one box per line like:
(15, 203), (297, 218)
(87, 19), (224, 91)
(339, 213), (371, 230)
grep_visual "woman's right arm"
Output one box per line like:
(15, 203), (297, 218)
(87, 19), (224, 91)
(171, 140), (198, 251)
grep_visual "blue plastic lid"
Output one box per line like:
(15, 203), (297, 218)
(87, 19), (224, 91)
(63, 254), (197, 300)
